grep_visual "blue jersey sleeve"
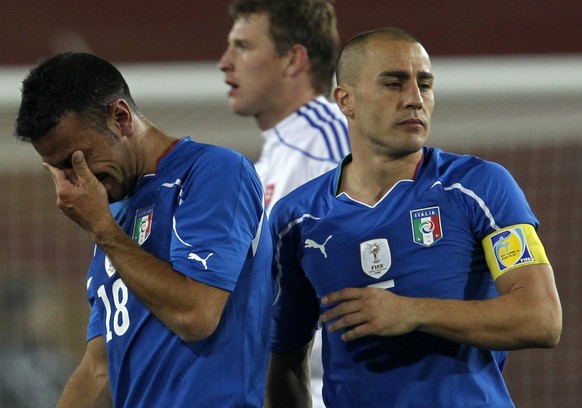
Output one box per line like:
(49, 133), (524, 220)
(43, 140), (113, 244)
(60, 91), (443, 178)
(170, 148), (265, 292)
(86, 268), (102, 341)
(269, 207), (320, 353)
(446, 157), (539, 238)
(86, 288), (103, 341)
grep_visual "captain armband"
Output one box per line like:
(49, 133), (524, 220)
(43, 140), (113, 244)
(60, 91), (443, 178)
(482, 224), (549, 281)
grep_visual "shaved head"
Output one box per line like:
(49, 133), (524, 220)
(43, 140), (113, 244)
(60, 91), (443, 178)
(336, 27), (422, 86)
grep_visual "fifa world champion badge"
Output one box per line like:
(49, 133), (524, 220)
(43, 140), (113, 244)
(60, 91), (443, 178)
(410, 206), (443, 247)
(360, 238), (391, 279)
(132, 206), (154, 245)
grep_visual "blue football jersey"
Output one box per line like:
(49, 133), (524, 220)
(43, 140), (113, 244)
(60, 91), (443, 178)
(269, 147), (537, 408)
(86, 137), (272, 407)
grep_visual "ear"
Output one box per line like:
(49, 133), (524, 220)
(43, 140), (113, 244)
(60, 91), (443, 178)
(285, 44), (310, 77)
(333, 85), (354, 117)
(107, 99), (134, 137)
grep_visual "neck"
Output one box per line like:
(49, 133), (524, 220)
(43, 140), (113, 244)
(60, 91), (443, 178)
(134, 118), (178, 175)
(339, 149), (422, 206)
(256, 87), (320, 131)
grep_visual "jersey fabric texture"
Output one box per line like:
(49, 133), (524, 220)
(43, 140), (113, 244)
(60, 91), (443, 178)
(254, 95), (350, 216)
(269, 147), (539, 408)
(85, 137), (272, 408)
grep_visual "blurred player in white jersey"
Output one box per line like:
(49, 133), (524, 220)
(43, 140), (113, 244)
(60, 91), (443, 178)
(219, 1), (349, 407)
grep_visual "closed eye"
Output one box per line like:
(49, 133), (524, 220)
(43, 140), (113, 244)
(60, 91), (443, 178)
(384, 81), (402, 90)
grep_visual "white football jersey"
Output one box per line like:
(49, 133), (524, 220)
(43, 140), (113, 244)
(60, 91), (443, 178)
(255, 96), (350, 216)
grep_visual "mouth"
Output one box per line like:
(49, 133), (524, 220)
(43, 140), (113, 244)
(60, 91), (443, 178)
(224, 79), (239, 96)
(397, 118), (426, 128)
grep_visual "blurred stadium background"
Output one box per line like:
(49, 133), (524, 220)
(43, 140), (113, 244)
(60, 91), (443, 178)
(1, 1), (581, 406)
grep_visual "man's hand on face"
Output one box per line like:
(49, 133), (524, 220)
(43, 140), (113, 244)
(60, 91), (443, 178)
(44, 150), (114, 240)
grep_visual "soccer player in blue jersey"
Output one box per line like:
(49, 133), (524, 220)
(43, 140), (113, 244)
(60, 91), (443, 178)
(15, 52), (273, 408)
(219, 2), (349, 407)
(266, 28), (562, 407)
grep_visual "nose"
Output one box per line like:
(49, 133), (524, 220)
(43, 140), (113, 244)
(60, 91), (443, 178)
(403, 83), (423, 110)
(217, 48), (233, 73)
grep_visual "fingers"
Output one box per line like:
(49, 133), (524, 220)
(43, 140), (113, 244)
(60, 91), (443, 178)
(340, 323), (372, 341)
(321, 287), (362, 306)
(43, 161), (61, 181)
(71, 151), (92, 181)
(42, 161), (70, 194)
(322, 306), (374, 342)
(324, 309), (363, 332)
(320, 288), (395, 341)
(321, 287), (367, 325)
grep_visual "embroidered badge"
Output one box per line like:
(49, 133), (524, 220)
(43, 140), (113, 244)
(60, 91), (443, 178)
(104, 255), (117, 277)
(410, 206), (443, 247)
(132, 205), (154, 245)
(360, 239), (391, 279)
(489, 226), (534, 272)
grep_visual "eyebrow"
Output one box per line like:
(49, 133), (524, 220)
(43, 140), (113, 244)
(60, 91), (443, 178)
(379, 70), (434, 80)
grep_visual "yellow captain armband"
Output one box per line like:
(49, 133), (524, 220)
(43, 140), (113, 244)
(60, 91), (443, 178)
(482, 224), (550, 281)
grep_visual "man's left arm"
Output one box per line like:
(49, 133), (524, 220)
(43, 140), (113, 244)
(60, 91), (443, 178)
(321, 263), (562, 350)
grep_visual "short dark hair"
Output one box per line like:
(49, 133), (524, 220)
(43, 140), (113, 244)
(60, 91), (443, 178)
(229, 0), (339, 95)
(15, 52), (138, 143)
(336, 27), (422, 86)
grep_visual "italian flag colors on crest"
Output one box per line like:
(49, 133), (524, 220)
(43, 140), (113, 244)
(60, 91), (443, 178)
(132, 205), (154, 246)
(410, 206), (442, 247)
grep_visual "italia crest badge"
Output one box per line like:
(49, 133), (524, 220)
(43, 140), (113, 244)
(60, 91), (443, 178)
(132, 205), (154, 245)
(410, 206), (443, 247)
(360, 238), (391, 279)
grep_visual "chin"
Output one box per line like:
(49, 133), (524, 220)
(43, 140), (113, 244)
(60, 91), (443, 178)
(232, 104), (255, 118)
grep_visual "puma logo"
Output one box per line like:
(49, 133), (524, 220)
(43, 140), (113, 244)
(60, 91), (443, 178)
(188, 252), (214, 270)
(305, 235), (333, 258)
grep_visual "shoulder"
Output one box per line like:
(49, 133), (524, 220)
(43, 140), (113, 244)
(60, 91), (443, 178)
(170, 138), (252, 170)
(268, 97), (349, 162)
(177, 138), (245, 160)
(298, 96), (345, 119)
(423, 147), (514, 183)
(295, 97), (347, 132)
(269, 169), (336, 223)
(164, 139), (259, 189)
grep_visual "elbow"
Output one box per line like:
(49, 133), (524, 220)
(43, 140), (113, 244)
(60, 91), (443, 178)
(534, 326), (561, 349)
(173, 313), (221, 343)
(531, 304), (563, 349)
(538, 313), (562, 348)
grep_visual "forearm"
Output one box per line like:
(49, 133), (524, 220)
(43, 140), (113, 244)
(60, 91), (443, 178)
(265, 345), (312, 408)
(94, 222), (228, 342)
(412, 268), (561, 350)
(322, 265), (561, 350)
(56, 338), (111, 408)
(56, 371), (111, 408)
(413, 296), (554, 350)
